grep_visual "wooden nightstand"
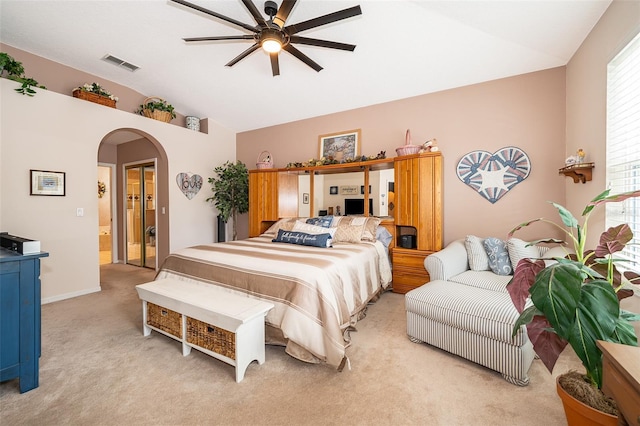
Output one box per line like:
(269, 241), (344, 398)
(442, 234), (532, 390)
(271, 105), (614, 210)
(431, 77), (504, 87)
(391, 247), (433, 294)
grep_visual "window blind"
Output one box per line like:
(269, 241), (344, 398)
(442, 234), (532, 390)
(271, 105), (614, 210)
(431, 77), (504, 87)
(606, 31), (640, 273)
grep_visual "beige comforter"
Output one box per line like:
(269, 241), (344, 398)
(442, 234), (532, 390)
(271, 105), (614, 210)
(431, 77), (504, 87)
(155, 236), (392, 368)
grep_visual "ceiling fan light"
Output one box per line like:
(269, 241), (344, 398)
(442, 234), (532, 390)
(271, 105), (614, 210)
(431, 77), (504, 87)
(262, 38), (282, 53)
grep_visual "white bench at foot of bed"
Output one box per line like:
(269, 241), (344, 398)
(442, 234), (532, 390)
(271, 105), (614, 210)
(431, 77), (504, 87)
(135, 278), (274, 383)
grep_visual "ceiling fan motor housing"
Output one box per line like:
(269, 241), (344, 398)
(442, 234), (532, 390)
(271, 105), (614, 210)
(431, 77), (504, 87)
(264, 1), (278, 18)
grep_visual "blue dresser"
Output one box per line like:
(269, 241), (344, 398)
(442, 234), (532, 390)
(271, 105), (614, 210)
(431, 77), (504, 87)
(0, 249), (49, 393)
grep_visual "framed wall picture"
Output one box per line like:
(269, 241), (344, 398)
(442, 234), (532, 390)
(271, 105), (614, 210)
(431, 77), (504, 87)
(329, 186), (338, 195)
(360, 185), (371, 194)
(318, 129), (361, 161)
(339, 185), (359, 195)
(30, 169), (65, 196)
(302, 193), (309, 204)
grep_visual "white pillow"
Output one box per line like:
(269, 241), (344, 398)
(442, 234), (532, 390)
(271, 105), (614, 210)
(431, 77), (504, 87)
(507, 238), (541, 271)
(293, 221), (337, 238)
(465, 235), (490, 271)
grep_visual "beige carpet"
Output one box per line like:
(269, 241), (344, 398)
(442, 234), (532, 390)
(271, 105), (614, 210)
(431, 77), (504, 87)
(1, 263), (614, 425)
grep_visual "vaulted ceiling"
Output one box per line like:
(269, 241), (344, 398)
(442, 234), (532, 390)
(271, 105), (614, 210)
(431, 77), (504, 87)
(0, 0), (611, 132)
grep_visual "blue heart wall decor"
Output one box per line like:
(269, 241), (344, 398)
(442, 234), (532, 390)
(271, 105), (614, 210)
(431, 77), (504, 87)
(456, 147), (531, 204)
(176, 172), (203, 200)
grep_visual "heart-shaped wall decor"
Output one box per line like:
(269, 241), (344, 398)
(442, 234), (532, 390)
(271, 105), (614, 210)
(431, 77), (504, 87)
(176, 172), (203, 200)
(456, 147), (531, 204)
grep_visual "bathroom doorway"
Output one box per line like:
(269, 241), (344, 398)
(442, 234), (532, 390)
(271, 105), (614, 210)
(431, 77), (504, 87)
(125, 161), (157, 269)
(98, 164), (114, 265)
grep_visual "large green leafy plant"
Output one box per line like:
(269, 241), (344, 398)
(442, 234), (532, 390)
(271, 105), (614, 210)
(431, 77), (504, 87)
(206, 161), (249, 241)
(507, 189), (640, 390)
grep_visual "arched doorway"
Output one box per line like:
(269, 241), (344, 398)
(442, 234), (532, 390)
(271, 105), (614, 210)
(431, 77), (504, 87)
(97, 128), (170, 270)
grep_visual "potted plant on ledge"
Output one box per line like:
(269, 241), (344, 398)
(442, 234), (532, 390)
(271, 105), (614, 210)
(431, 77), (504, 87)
(136, 96), (176, 123)
(0, 52), (46, 96)
(507, 189), (640, 425)
(72, 82), (118, 108)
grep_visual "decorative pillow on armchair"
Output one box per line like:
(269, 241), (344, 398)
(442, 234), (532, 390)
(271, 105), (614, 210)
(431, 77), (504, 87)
(507, 238), (542, 271)
(465, 235), (490, 271)
(483, 237), (512, 276)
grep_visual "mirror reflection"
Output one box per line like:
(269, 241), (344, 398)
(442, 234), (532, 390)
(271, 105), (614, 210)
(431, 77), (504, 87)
(298, 169), (394, 218)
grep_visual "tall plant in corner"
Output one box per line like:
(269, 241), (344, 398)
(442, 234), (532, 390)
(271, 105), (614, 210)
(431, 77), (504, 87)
(507, 189), (640, 403)
(206, 161), (249, 241)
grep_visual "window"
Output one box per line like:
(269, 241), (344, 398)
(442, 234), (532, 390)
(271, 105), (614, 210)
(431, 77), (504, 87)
(606, 31), (640, 273)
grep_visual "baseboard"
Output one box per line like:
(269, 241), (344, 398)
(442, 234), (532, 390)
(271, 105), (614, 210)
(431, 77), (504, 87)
(42, 286), (101, 305)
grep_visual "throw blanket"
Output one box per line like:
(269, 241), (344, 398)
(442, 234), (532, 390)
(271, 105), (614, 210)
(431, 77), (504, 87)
(156, 236), (392, 368)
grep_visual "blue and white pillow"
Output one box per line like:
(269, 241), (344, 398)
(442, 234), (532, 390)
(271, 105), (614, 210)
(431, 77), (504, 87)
(293, 221), (337, 238)
(306, 215), (333, 228)
(272, 229), (333, 248)
(483, 237), (512, 275)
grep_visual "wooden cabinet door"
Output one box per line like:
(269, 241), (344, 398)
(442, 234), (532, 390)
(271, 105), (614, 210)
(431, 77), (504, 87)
(394, 153), (443, 251)
(277, 172), (298, 218)
(249, 171), (279, 237)
(394, 157), (420, 227)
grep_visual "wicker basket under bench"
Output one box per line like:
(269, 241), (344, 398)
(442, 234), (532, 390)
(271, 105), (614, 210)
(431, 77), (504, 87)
(135, 278), (274, 382)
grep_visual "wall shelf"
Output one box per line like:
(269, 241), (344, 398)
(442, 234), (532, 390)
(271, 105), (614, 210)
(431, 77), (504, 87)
(559, 162), (594, 183)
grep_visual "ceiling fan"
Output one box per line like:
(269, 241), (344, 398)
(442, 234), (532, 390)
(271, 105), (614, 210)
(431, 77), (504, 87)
(170, 0), (362, 76)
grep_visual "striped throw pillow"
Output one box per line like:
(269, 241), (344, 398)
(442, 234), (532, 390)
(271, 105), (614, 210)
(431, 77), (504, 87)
(465, 235), (490, 271)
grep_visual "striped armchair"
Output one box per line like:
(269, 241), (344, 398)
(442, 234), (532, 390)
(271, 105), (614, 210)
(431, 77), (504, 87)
(405, 239), (537, 386)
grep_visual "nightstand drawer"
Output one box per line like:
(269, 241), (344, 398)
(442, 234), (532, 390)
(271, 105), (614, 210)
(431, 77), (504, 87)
(392, 248), (431, 269)
(392, 267), (430, 294)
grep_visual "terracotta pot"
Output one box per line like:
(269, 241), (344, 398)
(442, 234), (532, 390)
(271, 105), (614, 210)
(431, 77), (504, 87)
(556, 377), (618, 426)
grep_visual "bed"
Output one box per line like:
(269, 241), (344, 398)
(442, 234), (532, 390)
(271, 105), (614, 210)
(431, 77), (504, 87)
(155, 216), (392, 369)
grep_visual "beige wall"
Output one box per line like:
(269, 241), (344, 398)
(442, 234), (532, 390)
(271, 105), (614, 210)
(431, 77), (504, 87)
(0, 79), (235, 303)
(0, 43), (192, 128)
(565, 0), (640, 248)
(238, 67), (567, 244)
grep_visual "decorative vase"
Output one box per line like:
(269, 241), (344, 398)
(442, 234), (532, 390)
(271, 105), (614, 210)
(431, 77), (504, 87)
(186, 116), (200, 131)
(556, 377), (618, 426)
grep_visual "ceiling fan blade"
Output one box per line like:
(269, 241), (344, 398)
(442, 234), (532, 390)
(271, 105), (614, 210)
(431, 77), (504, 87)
(241, 0), (267, 27)
(273, 0), (297, 28)
(270, 53), (280, 76)
(170, 0), (258, 33)
(225, 43), (260, 67)
(285, 5), (362, 35)
(289, 36), (356, 51)
(184, 35), (255, 42)
(283, 44), (322, 72)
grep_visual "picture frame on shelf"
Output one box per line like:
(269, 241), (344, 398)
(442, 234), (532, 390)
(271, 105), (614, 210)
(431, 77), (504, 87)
(30, 169), (65, 196)
(329, 186), (338, 195)
(318, 129), (361, 162)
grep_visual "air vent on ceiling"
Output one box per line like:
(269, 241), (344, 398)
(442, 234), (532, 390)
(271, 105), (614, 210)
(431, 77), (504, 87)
(102, 54), (139, 72)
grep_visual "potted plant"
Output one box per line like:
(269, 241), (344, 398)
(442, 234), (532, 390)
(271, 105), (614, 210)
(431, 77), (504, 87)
(507, 189), (640, 424)
(206, 161), (249, 241)
(135, 96), (176, 123)
(0, 52), (46, 96)
(72, 82), (118, 108)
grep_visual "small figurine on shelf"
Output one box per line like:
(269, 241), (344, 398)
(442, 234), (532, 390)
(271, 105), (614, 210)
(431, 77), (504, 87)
(577, 148), (585, 163)
(420, 138), (439, 153)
